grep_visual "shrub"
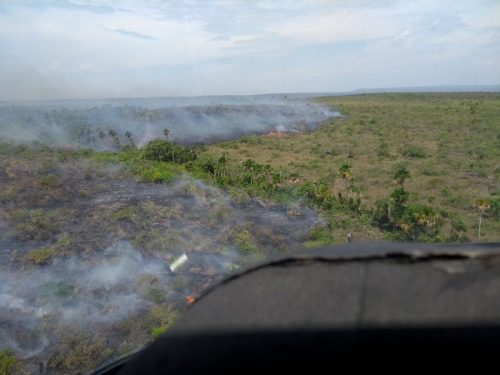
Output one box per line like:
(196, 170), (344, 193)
(141, 163), (179, 183)
(402, 145), (427, 158)
(151, 326), (166, 338)
(307, 225), (335, 245)
(171, 274), (189, 292)
(0, 142), (26, 155)
(9, 209), (58, 241)
(145, 304), (179, 332)
(0, 349), (21, 375)
(441, 188), (452, 197)
(142, 139), (197, 164)
(147, 288), (166, 304)
(37, 281), (75, 303)
(36, 174), (62, 190)
(233, 229), (257, 254)
(490, 197), (500, 219)
(27, 247), (55, 264)
(219, 140), (239, 149)
(378, 142), (390, 158)
(239, 135), (260, 145)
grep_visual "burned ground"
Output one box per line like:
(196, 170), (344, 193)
(0, 152), (320, 374)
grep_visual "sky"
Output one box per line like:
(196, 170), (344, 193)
(0, 0), (499, 100)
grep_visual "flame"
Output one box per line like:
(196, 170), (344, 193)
(267, 131), (284, 136)
(186, 295), (195, 304)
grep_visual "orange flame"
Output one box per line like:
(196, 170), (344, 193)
(185, 295), (195, 304)
(267, 131), (284, 136)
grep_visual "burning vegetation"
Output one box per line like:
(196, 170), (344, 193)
(0, 133), (322, 373)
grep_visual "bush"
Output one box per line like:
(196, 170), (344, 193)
(36, 174), (62, 190)
(142, 139), (197, 164)
(145, 304), (179, 332)
(0, 142), (26, 155)
(307, 225), (335, 245)
(239, 135), (260, 145)
(490, 197), (500, 219)
(0, 349), (21, 375)
(140, 163), (179, 183)
(402, 145), (427, 158)
(233, 229), (257, 254)
(151, 326), (166, 338)
(171, 274), (189, 292)
(27, 247), (55, 264)
(147, 288), (166, 304)
(37, 281), (75, 303)
(378, 142), (390, 158)
(9, 209), (58, 241)
(441, 188), (452, 197)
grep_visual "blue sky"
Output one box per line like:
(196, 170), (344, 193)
(0, 0), (499, 100)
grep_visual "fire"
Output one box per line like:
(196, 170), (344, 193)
(267, 131), (284, 136)
(185, 295), (195, 304)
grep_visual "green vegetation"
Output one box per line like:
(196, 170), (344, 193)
(27, 246), (56, 264)
(8, 209), (59, 241)
(36, 174), (62, 190)
(37, 281), (75, 303)
(207, 92), (500, 243)
(142, 139), (198, 164)
(151, 326), (166, 338)
(47, 330), (112, 373)
(146, 288), (166, 303)
(0, 349), (22, 375)
(145, 304), (179, 333)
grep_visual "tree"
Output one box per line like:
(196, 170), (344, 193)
(394, 166), (411, 188)
(163, 129), (170, 141)
(473, 198), (490, 241)
(338, 163), (352, 199)
(413, 205), (437, 238)
(216, 153), (227, 181)
(125, 131), (132, 139)
(389, 187), (410, 223)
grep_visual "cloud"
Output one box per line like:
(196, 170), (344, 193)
(113, 28), (156, 40)
(395, 30), (411, 40)
(212, 35), (231, 41)
(78, 61), (103, 73)
(0, 0), (499, 100)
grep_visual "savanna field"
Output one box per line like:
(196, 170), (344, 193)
(0, 92), (499, 374)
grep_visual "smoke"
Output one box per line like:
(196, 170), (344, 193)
(0, 94), (330, 372)
(0, 95), (340, 148)
(0, 177), (323, 365)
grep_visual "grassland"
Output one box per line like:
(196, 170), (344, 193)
(208, 92), (500, 242)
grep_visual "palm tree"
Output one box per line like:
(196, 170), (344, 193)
(338, 163), (352, 199)
(163, 129), (170, 141)
(473, 198), (490, 241)
(415, 206), (437, 238)
(394, 166), (411, 188)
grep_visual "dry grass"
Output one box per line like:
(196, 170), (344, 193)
(208, 92), (500, 242)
